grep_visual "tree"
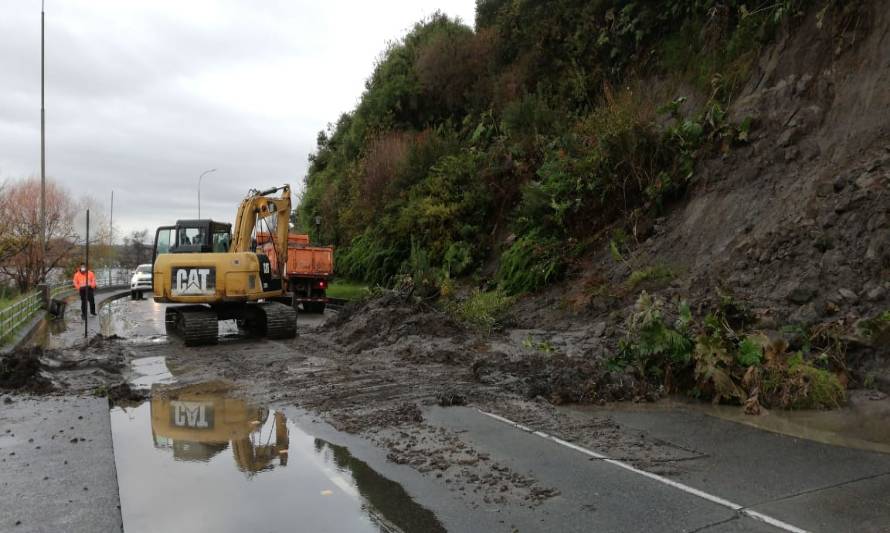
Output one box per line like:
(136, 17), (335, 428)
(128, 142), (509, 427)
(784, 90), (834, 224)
(0, 182), (27, 266)
(122, 229), (150, 267)
(0, 177), (78, 291)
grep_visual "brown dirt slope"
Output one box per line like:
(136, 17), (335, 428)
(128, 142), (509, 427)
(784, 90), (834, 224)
(511, 2), (890, 388)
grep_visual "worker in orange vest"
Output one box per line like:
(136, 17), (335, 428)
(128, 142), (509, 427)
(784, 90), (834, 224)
(72, 262), (97, 320)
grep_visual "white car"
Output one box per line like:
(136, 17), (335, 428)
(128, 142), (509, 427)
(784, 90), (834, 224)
(130, 264), (153, 300)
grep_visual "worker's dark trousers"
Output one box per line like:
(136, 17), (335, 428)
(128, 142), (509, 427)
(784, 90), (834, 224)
(79, 287), (96, 318)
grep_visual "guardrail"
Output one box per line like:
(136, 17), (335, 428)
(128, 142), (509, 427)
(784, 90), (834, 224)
(0, 272), (130, 344)
(0, 291), (45, 345)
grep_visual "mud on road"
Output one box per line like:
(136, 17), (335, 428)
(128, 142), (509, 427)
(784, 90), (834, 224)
(4, 293), (700, 511)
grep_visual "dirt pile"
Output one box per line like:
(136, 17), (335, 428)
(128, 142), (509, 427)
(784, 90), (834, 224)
(0, 348), (53, 392)
(324, 291), (476, 368)
(1, 336), (130, 395)
(328, 292), (464, 349)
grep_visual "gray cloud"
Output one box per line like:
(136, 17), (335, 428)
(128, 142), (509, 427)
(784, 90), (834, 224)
(0, 0), (475, 237)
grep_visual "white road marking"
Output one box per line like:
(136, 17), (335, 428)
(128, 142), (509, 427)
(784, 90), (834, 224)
(478, 410), (809, 533)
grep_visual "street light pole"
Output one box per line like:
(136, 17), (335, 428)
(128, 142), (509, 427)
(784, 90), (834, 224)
(197, 168), (217, 219)
(39, 0), (46, 283)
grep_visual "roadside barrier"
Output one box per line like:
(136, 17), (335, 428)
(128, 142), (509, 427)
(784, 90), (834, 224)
(0, 273), (130, 345)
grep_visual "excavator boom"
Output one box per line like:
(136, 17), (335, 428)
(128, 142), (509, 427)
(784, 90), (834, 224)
(231, 185), (291, 277)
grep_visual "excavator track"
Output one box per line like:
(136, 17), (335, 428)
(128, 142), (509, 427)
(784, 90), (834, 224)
(256, 301), (297, 340)
(166, 306), (219, 346)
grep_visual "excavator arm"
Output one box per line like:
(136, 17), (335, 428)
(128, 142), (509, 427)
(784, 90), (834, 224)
(231, 185), (292, 278)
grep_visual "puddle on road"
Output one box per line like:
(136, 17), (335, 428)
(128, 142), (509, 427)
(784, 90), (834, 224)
(28, 296), (156, 349)
(576, 393), (890, 455)
(692, 392), (890, 455)
(111, 380), (443, 533)
(129, 356), (176, 389)
(27, 314), (70, 349)
(27, 296), (126, 349)
(29, 297), (247, 349)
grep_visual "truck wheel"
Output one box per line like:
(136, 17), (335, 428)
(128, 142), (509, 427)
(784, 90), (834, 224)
(130, 290), (136, 300)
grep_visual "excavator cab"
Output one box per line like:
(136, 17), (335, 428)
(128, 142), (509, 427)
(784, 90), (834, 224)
(153, 220), (232, 256)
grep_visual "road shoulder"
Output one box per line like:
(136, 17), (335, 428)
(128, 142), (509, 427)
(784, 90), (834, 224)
(0, 395), (122, 533)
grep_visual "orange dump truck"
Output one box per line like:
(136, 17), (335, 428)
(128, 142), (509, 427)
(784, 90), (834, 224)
(257, 232), (333, 313)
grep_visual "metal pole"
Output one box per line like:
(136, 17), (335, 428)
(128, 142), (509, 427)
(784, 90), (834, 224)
(39, 0), (46, 283)
(109, 190), (113, 285)
(84, 209), (89, 338)
(197, 168), (216, 219)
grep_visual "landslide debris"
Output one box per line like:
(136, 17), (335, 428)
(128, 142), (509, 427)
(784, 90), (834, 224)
(0, 348), (53, 392)
(327, 292), (464, 351)
(1, 336), (130, 396)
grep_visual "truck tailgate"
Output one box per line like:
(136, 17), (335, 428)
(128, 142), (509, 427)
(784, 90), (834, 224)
(287, 246), (333, 277)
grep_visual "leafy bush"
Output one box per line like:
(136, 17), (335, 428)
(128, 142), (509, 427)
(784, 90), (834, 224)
(450, 289), (514, 333)
(443, 241), (474, 276)
(514, 87), (683, 238)
(397, 240), (441, 299)
(501, 93), (561, 143)
(736, 336), (764, 367)
(693, 333), (743, 403)
(619, 292), (847, 409)
(336, 231), (405, 287)
(761, 352), (845, 409)
(620, 293), (693, 377)
(497, 230), (566, 295)
(394, 150), (491, 264)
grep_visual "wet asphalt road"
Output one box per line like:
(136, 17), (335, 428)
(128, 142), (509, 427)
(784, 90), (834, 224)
(5, 297), (890, 532)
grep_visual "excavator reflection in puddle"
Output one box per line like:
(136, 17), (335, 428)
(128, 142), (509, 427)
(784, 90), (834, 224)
(149, 382), (289, 474)
(115, 381), (447, 532)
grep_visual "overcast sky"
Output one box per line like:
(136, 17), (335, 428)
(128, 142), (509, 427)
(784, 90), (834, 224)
(0, 0), (476, 238)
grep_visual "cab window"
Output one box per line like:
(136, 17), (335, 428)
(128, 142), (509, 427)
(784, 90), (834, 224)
(178, 227), (203, 246)
(155, 228), (173, 255)
(212, 229), (230, 252)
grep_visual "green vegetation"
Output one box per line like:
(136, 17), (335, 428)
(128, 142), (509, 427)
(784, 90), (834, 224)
(0, 286), (23, 307)
(326, 280), (371, 301)
(736, 336), (765, 367)
(857, 310), (890, 342)
(522, 334), (555, 354)
(496, 230), (566, 295)
(626, 265), (674, 290)
(297, 1), (826, 295)
(447, 288), (514, 333)
(615, 292), (846, 409)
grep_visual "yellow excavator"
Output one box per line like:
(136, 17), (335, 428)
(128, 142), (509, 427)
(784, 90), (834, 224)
(152, 185), (297, 345)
